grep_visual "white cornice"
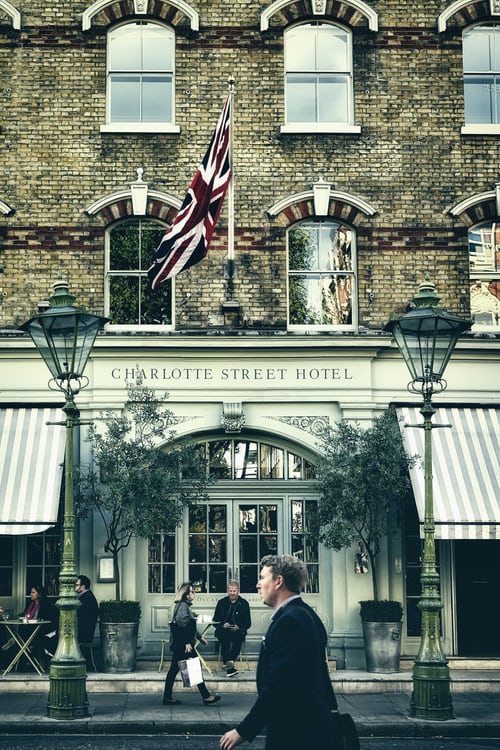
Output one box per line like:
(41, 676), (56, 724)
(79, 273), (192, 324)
(260, 0), (378, 32)
(86, 189), (181, 216)
(82, 0), (199, 31)
(0, 0), (21, 29)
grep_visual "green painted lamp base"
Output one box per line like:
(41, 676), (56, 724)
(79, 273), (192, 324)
(410, 664), (454, 721)
(47, 659), (89, 720)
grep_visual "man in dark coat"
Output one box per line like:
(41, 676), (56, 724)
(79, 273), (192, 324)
(220, 554), (337, 750)
(75, 574), (99, 644)
(213, 580), (251, 676)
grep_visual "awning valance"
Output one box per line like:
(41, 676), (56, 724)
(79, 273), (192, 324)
(398, 407), (500, 539)
(0, 408), (65, 535)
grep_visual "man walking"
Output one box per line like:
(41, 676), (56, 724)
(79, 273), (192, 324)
(220, 555), (337, 750)
(213, 580), (251, 677)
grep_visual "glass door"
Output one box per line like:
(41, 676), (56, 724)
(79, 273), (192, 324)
(188, 499), (282, 595)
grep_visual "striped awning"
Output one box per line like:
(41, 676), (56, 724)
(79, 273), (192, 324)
(398, 407), (500, 539)
(0, 408), (65, 535)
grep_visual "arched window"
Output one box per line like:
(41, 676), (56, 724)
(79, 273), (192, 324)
(283, 23), (355, 132)
(288, 219), (356, 329)
(104, 22), (175, 131)
(468, 221), (500, 329)
(105, 218), (173, 327)
(463, 24), (500, 125)
(148, 437), (319, 595)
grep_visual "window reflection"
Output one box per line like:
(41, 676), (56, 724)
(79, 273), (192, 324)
(288, 221), (355, 328)
(469, 221), (500, 329)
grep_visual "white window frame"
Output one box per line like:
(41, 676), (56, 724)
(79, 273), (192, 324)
(104, 218), (175, 331)
(287, 219), (358, 331)
(461, 23), (500, 134)
(101, 20), (180, 134)
(281, 21), (360, 135)
(468, 220), (500, 331)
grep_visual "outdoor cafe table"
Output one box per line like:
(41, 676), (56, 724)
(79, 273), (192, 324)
(0, 618), (50, 676)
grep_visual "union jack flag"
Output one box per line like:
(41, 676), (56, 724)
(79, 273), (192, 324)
(148, 96), (231, 288)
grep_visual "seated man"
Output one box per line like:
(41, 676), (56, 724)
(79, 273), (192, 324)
(213, 580), (251, 677)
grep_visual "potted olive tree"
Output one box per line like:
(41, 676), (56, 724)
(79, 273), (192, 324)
(314, 408), (414, 672)
(98, 600), (141, 673)
(78, 374), (209, 673)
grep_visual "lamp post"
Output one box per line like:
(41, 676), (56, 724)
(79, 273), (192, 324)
(20, 279), (108, 719)
(385, 276), (471, 721)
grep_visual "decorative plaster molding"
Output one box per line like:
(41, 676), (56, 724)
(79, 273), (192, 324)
(266, 415), (329, 437)
(221, 402), (245, 433)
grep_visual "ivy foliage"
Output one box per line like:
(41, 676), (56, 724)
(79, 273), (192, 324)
(77, 374), (209, 599)
(315, 408), (415, 601)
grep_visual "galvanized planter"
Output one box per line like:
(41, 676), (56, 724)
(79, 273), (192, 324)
(362, 621), (402, 673)
(100, 622), (139, 673)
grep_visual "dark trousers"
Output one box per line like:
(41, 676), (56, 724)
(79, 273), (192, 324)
(163, 644), (210, 701)
(217, 630), (245, 664)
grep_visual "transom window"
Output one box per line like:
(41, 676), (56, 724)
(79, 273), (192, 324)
(468, 221), (500, 329)
(107, 22), (174, 125)
(202, 439), (316, 480)
(288, 219), (356, 328)
(463, 24), (500, 124)
(284, 23), (353, 126)
(106, 219), (173, 327)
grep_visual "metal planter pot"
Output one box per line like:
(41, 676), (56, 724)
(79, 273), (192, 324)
(362, 621), (402, 673)
(100, 622), (139, 673)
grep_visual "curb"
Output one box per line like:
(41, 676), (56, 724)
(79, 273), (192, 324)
(0, 719), (499, 738)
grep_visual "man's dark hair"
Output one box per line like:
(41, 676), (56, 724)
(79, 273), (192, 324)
(78, 574), (91, 589)
(260, 554), (308, 594)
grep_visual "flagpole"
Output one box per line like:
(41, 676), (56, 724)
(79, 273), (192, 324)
(226, 77), (235, 298)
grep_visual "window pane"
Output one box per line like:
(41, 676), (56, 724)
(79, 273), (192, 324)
(234, 442), (258, 479)
(324, 274), (353, 325)
(317, 27), (348, 70)
(471, 280), (500, 326)
(110, 225), (140, 270)
(209, 441), (232, 478)
(142, 25), (173, 70)
(110, 26), (141, 70)
(109, 276), (139, 325)
(318, 75), (349, 122)
(110, 75), (141, 122)
(260, 444), (284, 479)
(287, 75), (317, 121)
(289, 224), (319, 271)
(465, 76), (494, 123)
(285, 26), (316, 70)
(140, 277), (172, 325)
(142, 75), (172, 122)
(464, 28), (493, 72)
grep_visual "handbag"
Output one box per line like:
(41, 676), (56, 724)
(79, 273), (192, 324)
(331, 710), (360, 750)
(177, 655), (203, 687)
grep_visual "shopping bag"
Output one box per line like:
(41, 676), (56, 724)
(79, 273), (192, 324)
(331, 710), (360, 750)
(178, 656), (203, 687)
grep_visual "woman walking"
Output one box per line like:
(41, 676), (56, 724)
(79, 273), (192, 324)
(162, 582), (221, 706)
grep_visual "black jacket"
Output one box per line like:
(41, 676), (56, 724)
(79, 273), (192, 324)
(236, 597), (336, 750)
(213, 595), (251, 637)
(77, 588), (99, 643)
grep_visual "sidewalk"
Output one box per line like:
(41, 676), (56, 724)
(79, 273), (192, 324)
(0, 689), (499, 738)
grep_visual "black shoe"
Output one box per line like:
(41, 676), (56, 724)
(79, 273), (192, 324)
(162, 698), (182, 705)
(203, 695), (221, 706)
(226, 667), (238, 677)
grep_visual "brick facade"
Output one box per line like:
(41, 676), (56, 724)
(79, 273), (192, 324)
(0, 0), (498, 328)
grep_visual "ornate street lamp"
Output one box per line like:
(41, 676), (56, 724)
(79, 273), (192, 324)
(20, 279), (108, 720)
(385, 276), (471, 720)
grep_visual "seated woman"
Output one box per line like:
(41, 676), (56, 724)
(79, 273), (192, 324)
(2, 585), (59, 669)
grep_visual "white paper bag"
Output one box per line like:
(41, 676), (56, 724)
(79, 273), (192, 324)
(178, 656), (203, 687)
